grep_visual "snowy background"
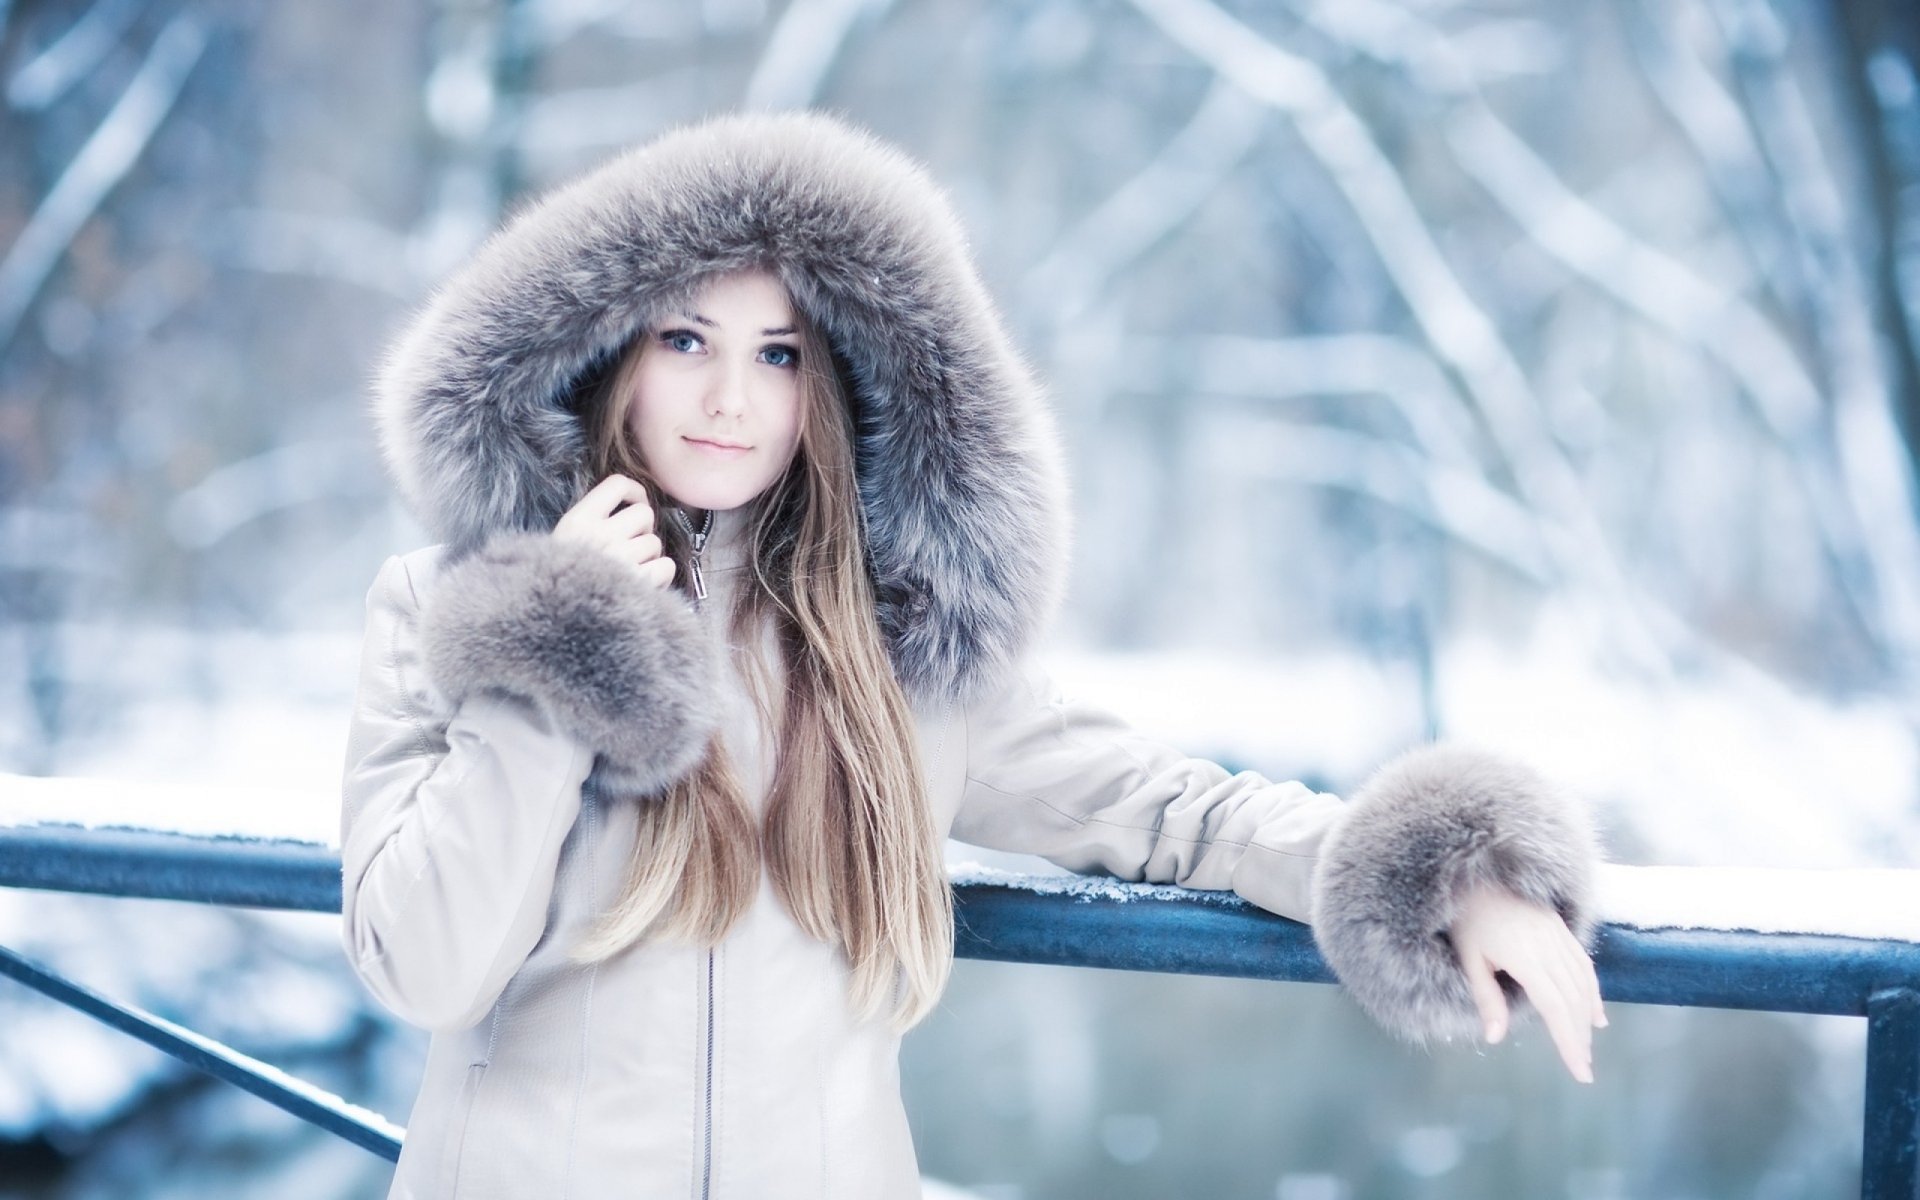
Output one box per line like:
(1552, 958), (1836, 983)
(5, 0), (1920, 1195)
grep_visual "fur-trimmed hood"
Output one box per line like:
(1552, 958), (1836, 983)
(373, 111), (1068, 704)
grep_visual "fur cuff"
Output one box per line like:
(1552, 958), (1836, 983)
(419, 533), (721, 796)
(1309, 743), (1599, 1043)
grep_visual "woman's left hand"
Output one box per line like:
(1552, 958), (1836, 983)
(1448, 883), (1607, 1082)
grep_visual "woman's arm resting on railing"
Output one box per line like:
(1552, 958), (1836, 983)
(949, 658), (1346, 925)
(950, 663), (1603, 1075)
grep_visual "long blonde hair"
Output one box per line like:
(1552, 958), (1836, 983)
(570, 288), (953, 1028)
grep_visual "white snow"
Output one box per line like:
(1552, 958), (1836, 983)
(1596, 864), (1920, 942)
(0, 772), (337, 846)
(948, 862), (1249, 908)
(1433, 617), (1920, 870)
(1043, 647), (1410, 788)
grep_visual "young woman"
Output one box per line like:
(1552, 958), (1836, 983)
(342, 112), (1603, 1199)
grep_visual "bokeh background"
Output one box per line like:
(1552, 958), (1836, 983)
(3, 0), (1919, 1196)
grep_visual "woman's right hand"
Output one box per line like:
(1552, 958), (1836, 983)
(552, 474), (676, 589)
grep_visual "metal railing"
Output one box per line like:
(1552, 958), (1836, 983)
(0, 823), (1916, 1197)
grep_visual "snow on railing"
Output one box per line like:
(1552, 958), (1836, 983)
(1, 822), (1918, 1197)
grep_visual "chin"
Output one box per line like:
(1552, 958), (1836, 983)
(658, 473), (768, 513)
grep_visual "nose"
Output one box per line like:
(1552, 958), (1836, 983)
(704, 358), (748, 420)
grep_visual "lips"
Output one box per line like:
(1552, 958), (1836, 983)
(683, 436), (752, 455)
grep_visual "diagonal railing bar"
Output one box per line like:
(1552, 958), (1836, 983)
(0, 941), (403, 1162)
(1, 823), (1917, 1196)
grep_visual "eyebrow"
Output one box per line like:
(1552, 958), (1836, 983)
(679, 314), (797, 338)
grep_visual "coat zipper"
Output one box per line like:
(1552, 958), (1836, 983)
(671, 504), (718, 1198)
(700, 948), (716, 1200)
(669, 507), (714, 606)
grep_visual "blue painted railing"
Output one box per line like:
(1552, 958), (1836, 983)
(0, 823), (1915, 1197)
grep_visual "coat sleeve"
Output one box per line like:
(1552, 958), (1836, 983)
(949, 659), (1599, 1044)
(949, 659), (1343, 924)
(339, 552), (597, 1032)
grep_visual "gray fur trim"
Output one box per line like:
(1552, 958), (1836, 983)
(375, 112), (1069, 704)
(418, 533), (721, 797)
(1309, 743), (1600, 1044)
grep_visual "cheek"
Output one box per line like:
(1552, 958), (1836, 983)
(622, 403), (651, 462)
(770, 388), (806, 470)
(623, 376), (671, 460)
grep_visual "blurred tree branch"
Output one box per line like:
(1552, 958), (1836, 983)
(1276, 0), (1920, 686)
(1125, 0), (1678, 674)
(743, 0), (893, 110)
(1019, 79), (1267, 325)
(1220, 419), (1556, 582)
(0, 15), (205, 354)
(1446, 104), (1920, 671)
(1826, 0), (1920, 470)
(216, 210), (419, 299)
(1128, 333), (1480, 468)
(5, 0), (143, 111)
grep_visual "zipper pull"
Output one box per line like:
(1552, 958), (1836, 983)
(672, 508), (713, 605)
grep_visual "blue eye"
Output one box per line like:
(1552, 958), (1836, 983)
(761, 344), (798, 368)
(660, 329), (703, 353)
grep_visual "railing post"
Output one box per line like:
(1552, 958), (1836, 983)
(1866, 988), (1920, 1200)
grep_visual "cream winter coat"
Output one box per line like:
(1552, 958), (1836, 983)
(342, 111), (1598, 1199)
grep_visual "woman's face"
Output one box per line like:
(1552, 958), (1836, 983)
(624, 270), (806, 512)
